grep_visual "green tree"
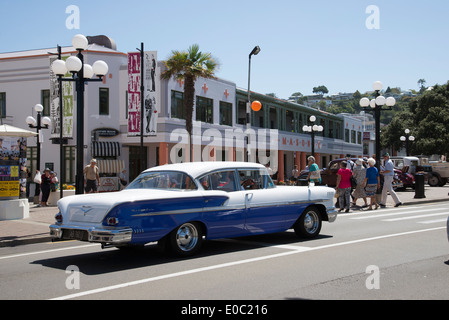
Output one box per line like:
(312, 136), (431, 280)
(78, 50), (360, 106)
(161, 44), (218, 161)
(312, 85), (329, 96)
(408, 82), (449, 157)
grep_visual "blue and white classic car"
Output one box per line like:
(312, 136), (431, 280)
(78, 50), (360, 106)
(50, 162), (337, 256)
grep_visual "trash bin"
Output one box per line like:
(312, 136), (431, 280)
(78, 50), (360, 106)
(414, 173), (426, 199)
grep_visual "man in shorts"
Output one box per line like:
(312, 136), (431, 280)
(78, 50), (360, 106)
(83, 159), (100, 193)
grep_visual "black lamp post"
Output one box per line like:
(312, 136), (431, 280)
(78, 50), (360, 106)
(246, 45), (260, 161)
(302, 115), (323, 156)
(26, 104), (51, 198)
(400, 129), (415, 156)
(51, 34), (109, 195)
(359, 81), (396, 170)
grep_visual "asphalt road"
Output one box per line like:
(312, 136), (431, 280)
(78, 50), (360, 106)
(1, 202), (448, 303)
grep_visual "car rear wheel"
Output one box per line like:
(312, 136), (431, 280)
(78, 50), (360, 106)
(294, 206), (322, 239)
(169, 222), (203, 257)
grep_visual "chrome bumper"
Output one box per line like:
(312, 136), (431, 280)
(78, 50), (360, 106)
(50, 224), (133, 244)
(326, 207), (338, 223)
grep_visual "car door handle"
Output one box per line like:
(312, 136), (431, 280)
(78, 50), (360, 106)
(245, 193), (253, 208)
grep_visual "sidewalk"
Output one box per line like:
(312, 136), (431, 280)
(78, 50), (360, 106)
(1, 186), (449, 248)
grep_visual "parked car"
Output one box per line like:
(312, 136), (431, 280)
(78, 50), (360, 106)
(50, 162), (337, 256)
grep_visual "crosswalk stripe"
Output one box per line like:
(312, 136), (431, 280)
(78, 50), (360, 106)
(383, 212), (449, 222)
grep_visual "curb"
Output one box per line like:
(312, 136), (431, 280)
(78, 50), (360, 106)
(0, 235), (53, 248)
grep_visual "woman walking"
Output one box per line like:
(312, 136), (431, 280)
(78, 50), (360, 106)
(306, 156), (321, 185)
(336, 161), (352, 213)
(352, 158), (368, 208)
(364, 158), (380, 210)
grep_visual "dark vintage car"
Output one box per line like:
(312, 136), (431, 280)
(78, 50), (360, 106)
(299, 158), (404, 189)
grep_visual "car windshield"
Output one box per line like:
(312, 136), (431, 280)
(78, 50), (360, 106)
(127, 171), (197, 191)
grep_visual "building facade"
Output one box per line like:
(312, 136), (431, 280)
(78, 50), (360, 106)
(0, 38), (363, 193)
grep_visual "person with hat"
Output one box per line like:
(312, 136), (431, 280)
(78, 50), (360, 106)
(40, 168), (52, 207)
(83, 159), (100, 193)
(379, 153), (402, 208)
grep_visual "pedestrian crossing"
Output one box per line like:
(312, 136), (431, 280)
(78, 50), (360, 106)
(345, 204), (449, 226)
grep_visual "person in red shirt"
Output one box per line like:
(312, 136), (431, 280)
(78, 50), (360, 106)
(336, 161), (353, 213)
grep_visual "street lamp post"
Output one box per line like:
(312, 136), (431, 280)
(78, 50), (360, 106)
(400, 129), (415, 156)
(247, 46), (260, 161)
(26, 104), (52, 199)
(359, 81), (395, 171)
(302, 115), (323, 156)
(51, 34), (109, 195)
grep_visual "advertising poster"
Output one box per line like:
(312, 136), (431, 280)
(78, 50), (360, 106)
(127, 51), (160, 136)
(0, 137), (27, 199)
(143, 51), (159, 136)
(50, 56), (74, 139)
(127, 52), (141, 136)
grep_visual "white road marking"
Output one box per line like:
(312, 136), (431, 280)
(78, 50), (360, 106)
(383, 212), (449, 222)
(0, 244), (99, 261)
(350, 208), (446, 220)
(50, 226), (445, 300)
(418, 218), (448, 224)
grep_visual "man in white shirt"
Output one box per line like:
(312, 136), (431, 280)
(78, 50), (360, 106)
(379, 153), (402, 207)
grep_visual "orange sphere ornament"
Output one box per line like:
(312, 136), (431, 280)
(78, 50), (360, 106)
(251, 101), (262, 112)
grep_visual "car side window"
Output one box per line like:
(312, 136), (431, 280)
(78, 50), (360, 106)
(199, 170), (238, 192)
(238, 170), (263, 190)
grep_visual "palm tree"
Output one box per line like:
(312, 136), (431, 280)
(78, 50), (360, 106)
(161, 44), (218, 162)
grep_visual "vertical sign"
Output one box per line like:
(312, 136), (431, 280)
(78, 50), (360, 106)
(50, 56), (74, 139)
(127, 52), (141, 136)
(143, 51), (159, 136)
(127, 51), (160, 136)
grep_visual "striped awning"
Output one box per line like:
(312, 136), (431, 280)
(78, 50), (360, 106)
(97, 160), (125, 174)
(92, 141), (121, 157)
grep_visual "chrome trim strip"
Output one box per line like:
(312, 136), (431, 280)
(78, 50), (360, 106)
(131, 199), (331, 217)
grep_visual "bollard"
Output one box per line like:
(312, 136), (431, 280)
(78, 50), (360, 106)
(414, 173), (426, 199)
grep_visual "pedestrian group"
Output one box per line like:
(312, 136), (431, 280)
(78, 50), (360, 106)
(307, 153), (402, 213)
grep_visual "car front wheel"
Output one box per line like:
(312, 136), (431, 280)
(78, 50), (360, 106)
(294, 206), (322, 239)
(169, 222), (203, 257)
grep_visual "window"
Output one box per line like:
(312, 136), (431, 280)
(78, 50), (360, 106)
(41, 90), (50, 116)
(196, 96), (213, 124)
(219, 101), (232, 126)
(171, 90), (184, 119)
(26, 147), (37, 177)
(0, 92), (6, 118)
(345, 129), (350, 143)
(351, 130), (356, 144)
(238, 169), (275, 190)
(99, 88), (109, 115)
(237, 100), (246, 125)
(127, 171), (197, 191)
(199, 170), (238, 192)
(357, 132), (362, 145)
(269, 107), (278, 129)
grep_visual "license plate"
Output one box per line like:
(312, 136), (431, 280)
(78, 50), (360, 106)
(63, 229), (88, 241)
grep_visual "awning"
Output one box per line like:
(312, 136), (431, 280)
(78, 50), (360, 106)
(97, 160), (125, 174)
(92, 141), (121, 157)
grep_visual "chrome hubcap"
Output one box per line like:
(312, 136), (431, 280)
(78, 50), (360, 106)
(304, 211), (319, 234)
(176, 223), (199, 252)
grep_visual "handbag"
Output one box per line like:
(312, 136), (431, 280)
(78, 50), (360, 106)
(33, 172), (41, 184)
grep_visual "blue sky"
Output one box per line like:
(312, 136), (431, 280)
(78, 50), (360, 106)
(1, 0), (449, 98)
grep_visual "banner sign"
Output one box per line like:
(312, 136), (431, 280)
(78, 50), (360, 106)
(50, 56), (74, 139)
(127, 51), (159, 136)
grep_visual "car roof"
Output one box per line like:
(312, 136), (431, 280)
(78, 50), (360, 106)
(143, 161), (267, 178)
